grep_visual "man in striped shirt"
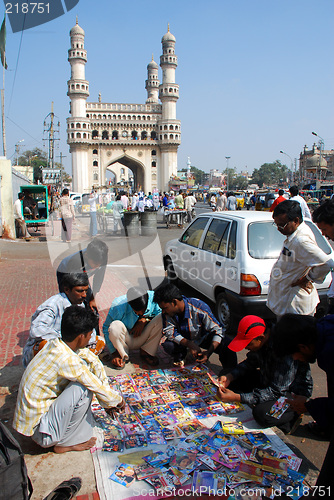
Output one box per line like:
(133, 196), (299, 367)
(13, 306), (124, 453)
(153, 283), (236, 372)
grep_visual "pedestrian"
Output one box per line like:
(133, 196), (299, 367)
(312, 199), (334, 313)
(227, 192), (237, 210)
(267, 200), (334, 319)
(184, 191), (196, 222)
(59, 188), (75, 243)
(216, 190), (227, 211)
(153, 283), (237, 371)
(217, 315), (312, 433)
(120, 191), (129, 210)
(13, 192), (31, 240)
(103, 287), (162, 369)
(112, 194), (124, 233)
(174, 190), (184, 209)
(88, 190), (99, 237)
(273, 313), (334, 490)
(14, 306), (124, 454)
(269, 189), (286, 212)
(289, 185), (312, 219)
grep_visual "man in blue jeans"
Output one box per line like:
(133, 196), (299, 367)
(153, 283), (236, 372)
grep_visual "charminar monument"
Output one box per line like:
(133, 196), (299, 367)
(67, 19), (181, 193)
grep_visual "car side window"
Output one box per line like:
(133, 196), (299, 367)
(227, 221), (237, 259)
(203, 219), (230, 256)
(305, 221), (332, 255)
(180, 217), (209, 248)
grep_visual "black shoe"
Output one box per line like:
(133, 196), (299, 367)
(43, 477), (82, 500)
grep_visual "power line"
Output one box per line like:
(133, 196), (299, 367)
(7, 14), (27, 116)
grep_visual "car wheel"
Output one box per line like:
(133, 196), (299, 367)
(165, 257), (178, 283)
(215, 292), (231, 333)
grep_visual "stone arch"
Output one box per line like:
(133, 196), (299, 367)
(105, 154), (145, 191)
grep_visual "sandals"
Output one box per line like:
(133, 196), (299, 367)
(43, 477), (82, 500)
(140, 350), (159, 367)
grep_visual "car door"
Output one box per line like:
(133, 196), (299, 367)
(173, 216), (210, 288)
(194, 217), (239, 300)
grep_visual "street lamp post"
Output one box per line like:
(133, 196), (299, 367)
(312, 131), (324, 189)
(225, 156), (231, 191)
(279, 150), (294, 185)
(15, 139), (24, 165)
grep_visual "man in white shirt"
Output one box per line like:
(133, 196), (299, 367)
(215, 190), (227, 211)
(289, 185), (312, 219)
(184, 192), (196, 222)
(13, 192), (31, 240)
(267, 200), (334, 319)
(88, 191), (99, 237)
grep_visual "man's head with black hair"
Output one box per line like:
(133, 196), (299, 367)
(273, 314), (317, 363)
(126, 287), (149, 316)
(312, 199), (334, 241)
(61, 305), (98, 344)
(86, 239), (108, 268)
(272, 200), (303, 236)
(278, 189), (284, 196)
(289, 185), (299, 197)
(153, 283), (184, 317)
(62, 273), (89, 305)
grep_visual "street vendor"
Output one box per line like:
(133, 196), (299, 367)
(103, 286), (162, 369)
(216, 315), (313, 433)
(153, 283), (236, 371)
(22, 273), (104, 368)
(13, 306), (125, 453)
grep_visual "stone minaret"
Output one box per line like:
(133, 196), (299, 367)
(67, 18), (90, 193)
(145, 55), (160, 104)
(158, 25), (181, 191)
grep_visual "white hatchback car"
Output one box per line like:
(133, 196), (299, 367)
(163, 211), (333, 331)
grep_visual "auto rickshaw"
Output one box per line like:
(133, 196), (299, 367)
(19, 185), (49, 227)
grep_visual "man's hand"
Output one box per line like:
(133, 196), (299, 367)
(111, 352), (125, 368)
(130, 318), (148, 338)
(89, 298), (98, 311)
(287, 394), (308, 414)
(291, 275), (313, 294)
(196, 350), (209, 364)
(216, 387), (241, 403)
(186, 340), (201, 359)
(217, 373), (234, 388)
(105, 397), (126, 418)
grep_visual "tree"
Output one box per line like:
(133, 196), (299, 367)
(223, 167), (237, 190)
(251, 160), (288, 188)
(180, 165), (206, 185)
(231, 175), (248, 190)
(18, 148), (47, 184)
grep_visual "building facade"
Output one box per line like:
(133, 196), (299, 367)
(67, 20), (181, 194)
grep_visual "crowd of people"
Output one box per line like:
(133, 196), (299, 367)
(10, 196), (334, 491)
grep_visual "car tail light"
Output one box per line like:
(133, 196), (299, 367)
(240, 273), (261, 295)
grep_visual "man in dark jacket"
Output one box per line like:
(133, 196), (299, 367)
(273, 313), (334, 491)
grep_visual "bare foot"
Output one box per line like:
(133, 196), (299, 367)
(54, 436), (97, 453)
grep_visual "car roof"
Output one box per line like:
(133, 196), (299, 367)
(196, 211), (274, 222)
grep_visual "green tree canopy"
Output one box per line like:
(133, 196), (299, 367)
(251, 160), (288, 188)
(180, 165), (206, 185)
(18, 148), (47, 183)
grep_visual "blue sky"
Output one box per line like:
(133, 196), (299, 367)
(2, 0), (333, 178)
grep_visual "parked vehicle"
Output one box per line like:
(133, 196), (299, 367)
(77, 193), (101, 215)
(163, 211), (333, 332)
(19, 185), (49, 226)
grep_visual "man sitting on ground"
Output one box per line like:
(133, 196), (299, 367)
(22, 273), (103, 368)
(153, 283), (236, 371)
(56, 238), (108, 311)
(13, 306), (124, 453)
(103, 287), (162, 369)
(216, 315), (313, 433)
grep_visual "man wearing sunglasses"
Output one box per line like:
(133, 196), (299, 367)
(267, 200), (334, 319)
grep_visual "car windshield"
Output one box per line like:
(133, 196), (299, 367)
(248, 220), (333, 259)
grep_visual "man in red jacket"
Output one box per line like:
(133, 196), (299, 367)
(269, 189), (286, 212)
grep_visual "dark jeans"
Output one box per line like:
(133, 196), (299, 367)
(162, 334), (237, 374)
(228, 371), (298, 433)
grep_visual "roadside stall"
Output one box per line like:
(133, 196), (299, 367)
(163, 208), (187, 228)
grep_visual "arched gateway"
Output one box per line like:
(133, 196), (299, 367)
(67, 20), (181, 194)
